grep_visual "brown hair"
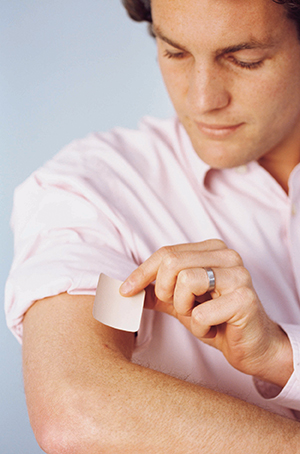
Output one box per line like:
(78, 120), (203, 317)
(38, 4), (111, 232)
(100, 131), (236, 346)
(122, 0), (300, 37)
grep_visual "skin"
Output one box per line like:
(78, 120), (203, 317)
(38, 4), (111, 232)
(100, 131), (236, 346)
(23, 294), (300, 453)
(151, 0), (300, 192)
(120, 0), (300, 387)
(22, 0), (300, 452)
(120, 240), (293, 388)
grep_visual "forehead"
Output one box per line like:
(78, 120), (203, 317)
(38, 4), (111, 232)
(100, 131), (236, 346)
(151, 0), (290, 47)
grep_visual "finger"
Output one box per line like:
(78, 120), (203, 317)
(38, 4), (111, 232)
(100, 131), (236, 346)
(144, 284), (194, 333)
(173, 268), (212, 316)
(173, 266), (251, 316)
(153, 249), (243, 303)
(120, 240), (228, 296)
(190, 286), (257, 339)
(144, 284), (176, 317)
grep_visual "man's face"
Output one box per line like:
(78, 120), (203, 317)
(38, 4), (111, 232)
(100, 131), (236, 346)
(152, 0), (300, 169)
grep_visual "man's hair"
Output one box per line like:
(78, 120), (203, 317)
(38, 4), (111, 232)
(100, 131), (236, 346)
(122, 0), (152, 22)
(122, 0), (300, 37)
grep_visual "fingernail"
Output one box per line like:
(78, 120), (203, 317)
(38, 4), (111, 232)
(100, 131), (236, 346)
(120, 280), (133, 295)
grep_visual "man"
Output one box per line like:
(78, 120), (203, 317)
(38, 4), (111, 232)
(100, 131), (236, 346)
(5, 0), (300, 452)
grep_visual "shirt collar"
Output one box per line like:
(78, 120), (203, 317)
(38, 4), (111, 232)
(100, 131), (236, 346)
(177, 118), (300, 198)
(177, 120), (211, 188)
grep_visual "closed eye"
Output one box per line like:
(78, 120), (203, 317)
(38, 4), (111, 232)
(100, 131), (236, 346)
(228, 55), (264, 70)
(163, 49), (187, 60)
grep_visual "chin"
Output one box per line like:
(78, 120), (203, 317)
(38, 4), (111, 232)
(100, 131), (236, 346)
(192, 143), (246, 169)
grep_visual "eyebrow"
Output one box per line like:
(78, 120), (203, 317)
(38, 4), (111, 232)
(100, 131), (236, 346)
(152, 24), (276, 55)
(152, 24), (189, 51)
(217, 40), (276, 55)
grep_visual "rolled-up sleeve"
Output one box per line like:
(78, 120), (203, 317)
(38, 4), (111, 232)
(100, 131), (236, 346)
(5, 149), (138, 343)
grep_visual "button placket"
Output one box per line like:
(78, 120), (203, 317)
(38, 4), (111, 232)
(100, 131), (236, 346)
(287, 166), (300, 301)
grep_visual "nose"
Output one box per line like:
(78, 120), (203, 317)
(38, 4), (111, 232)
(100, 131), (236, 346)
(187, 62), (231, 115)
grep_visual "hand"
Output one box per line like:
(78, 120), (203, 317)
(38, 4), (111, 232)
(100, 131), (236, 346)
(120, 240), (293, 387)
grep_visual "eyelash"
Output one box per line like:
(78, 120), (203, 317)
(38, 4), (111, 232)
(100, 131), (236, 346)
(229, 57), (264, 70)
(163, 50), (264, 70)
(163, 50), (186, 60)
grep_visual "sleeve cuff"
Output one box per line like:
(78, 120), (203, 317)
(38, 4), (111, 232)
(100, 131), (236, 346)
(253, 323), (300, 412)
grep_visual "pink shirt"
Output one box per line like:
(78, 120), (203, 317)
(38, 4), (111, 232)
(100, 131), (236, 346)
(5, 117), (300, 418)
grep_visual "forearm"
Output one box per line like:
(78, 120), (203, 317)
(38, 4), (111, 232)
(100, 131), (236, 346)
(23, 294), (300, 454)
(70, 358), (300, 454)
(74, 358), (300, 454)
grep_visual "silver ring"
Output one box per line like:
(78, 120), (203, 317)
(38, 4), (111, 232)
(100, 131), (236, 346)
(204, 267), (216, 292)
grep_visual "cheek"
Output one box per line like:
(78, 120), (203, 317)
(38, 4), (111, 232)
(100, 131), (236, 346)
(246, 78), (282, 119)
(235, 66), (299, 129)
(255, 55), (300, 112)
(257, 71), (300, 127)
(158, 60), (189, 107)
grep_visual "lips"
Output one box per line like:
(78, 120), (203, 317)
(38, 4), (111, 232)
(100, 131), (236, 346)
(196, 121), (244, 138)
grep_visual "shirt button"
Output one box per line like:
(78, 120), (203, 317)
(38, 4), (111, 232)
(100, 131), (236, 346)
(291, 203), (297, 216)
(235, 165), (248, 174)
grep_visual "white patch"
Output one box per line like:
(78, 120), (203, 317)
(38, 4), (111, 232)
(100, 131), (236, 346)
(93, 273), (145, 332)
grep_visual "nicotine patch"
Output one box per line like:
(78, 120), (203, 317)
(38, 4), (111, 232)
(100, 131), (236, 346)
(93, 273), (145, 332)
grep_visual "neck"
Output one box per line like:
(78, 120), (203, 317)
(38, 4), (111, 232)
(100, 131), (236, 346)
(258, 153), (300, 194)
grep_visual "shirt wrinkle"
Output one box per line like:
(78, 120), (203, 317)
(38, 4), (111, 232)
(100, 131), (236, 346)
(5, 116), (300, 419)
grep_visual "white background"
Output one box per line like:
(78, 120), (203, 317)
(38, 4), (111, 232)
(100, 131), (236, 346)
(0, 1), (172, 451)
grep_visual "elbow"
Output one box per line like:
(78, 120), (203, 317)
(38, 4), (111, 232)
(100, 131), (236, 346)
(30, 410), (86, 454)
(27, 392), (110, 454)
(33, 420), (77, 454)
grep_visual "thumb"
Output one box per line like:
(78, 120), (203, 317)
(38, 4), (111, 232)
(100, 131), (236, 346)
(144, 284), (176, 316)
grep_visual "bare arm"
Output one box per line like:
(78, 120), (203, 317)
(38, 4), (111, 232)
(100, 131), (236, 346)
(23, 292), (300, 454)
